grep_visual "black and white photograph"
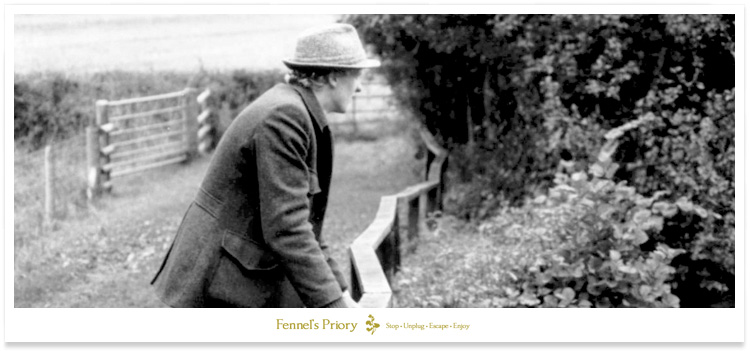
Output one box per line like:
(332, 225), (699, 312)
(6, 5), (743, 345)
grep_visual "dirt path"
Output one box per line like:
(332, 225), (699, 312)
(15, 131), (420, 307)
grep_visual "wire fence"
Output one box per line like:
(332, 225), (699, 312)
(15, 134), (89, 252)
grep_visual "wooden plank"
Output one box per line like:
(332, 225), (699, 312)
(99, 123), (116, 133)
(110, 129), (185, 149)
(428, 154), (448, 182)
(184, 91), (198, 160)
(85, 126), (101, 198)
(349, 244), (392, 294)
(358, 292), (392, 308)
(196, 88), (211, 105)
(110, 105), (186, 123)
(420, 128), (447, 158)
(353, 94), (393, 100)
(44, 145), (55, 223)
(110, 139), (185, 160)
(106, 89), (190, 107)
(197, 109), (211, 124)
(197, 124), (213, 139)
(403, 196), (420, 243)
(101, 144), (117, 156)
(103, 146), (187, 172)
(351, 107), (399, 113)
(96, 100), (111, 190)
(396, 181), (439, 201)
(109, 154), (187, 178)
(110, 118), (184, 137)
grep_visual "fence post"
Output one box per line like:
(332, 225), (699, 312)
(183, 88), (198, 160)
(351, 95), (359, 134)
(95, 100), (112, 192)
(44, 145), (55, 224)
(86, 127), (101, 199)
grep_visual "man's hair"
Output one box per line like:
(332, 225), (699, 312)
(285, 67), (359, 89)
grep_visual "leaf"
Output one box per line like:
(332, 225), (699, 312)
(633, 229), (649, 245)
(543, 295), (559, 307)
(618, 265), (638, 274)
(589, 163), (605, 178)
(675, 197), (694, 212)
(571, 172), (588, 182)
(639, 285), (652, 297)
(587, 256), (604, 271)
(694, 206), (708, 218)
(652, 201), (678, 217)
(632, 209), (652, 223)
(640, 216), (664, 231)
(560, 287), (575, 302)
(609, 250), (621, 261)
(518, 292), (541, 306)
(661, 293), (680, 308)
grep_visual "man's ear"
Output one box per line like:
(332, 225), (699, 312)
(325, 73), (339, 88)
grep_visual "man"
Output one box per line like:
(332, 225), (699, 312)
(150, 23), (380, 307)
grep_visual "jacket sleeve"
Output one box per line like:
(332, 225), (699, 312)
(254, 104), (343, 308)
(319, 232), (349, 292)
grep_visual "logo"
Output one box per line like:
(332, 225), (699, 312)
(365, 314), (380, 335)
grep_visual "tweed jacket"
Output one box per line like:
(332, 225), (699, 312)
(151, 83), (347, 307)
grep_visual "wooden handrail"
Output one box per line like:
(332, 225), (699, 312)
(349, 128), (448, 308)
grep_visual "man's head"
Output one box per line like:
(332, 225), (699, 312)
(283, 23), (380, 113)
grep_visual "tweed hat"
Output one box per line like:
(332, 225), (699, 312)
(283, 23), (380, 69)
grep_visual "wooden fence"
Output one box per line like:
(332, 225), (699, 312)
(86, 88), (212, 198)
(348, 128), (449, 307)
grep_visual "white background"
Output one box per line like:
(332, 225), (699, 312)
(4, 0), (745, 350)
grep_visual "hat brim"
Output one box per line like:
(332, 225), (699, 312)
(282, 58), (381, 70)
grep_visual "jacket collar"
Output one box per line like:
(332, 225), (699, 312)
(287, 83), (328, 130)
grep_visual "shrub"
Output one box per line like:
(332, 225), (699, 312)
(14, 74), (87, 149)
(477, 138), (722, 307)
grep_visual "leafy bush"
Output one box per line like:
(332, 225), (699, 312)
(480, 140), (700, 308)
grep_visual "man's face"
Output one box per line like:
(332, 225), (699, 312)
(330, 69), (363, 114)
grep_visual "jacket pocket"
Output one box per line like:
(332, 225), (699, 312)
(205, 230), (283, 307)
(220, 230), (278, 271)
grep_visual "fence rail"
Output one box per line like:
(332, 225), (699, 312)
(349, 128), (448, 308)
(86, 87), (212, 198)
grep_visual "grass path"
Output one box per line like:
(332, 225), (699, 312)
(14, 131), (421, 307)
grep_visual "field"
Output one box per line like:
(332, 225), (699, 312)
(14, 14), (339, 74)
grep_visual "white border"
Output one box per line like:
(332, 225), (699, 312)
(5, 3), (745, 347)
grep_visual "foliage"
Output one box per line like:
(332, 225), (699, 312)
(481, 140), (698, 308)
(347, 14), (733, 204)
(348, 14), (734, 307)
